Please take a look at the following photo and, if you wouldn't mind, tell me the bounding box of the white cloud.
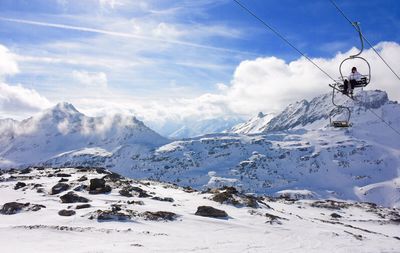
[0,83,52,115]
[72,70,108,88]
[0,45,19,79]
[217,41,400,116]
[0,45,50,118]
[152,22,184,39]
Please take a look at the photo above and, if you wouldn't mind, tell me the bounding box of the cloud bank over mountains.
[0,45,50,118]
[1,41,399,136]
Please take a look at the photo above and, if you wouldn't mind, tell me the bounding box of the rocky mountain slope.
[230,89,395,133]
[0,167,399,253]
[1,90,399,208]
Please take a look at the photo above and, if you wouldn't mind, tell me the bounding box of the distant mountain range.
[1,90,399,207]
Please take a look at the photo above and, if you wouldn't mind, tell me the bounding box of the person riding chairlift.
[343,67,361,98]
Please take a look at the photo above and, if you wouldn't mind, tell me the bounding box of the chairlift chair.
[328,22,372,128]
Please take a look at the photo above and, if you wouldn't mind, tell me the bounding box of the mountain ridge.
[1,91,400,207]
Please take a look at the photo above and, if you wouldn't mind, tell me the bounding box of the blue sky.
[1,0,400,134]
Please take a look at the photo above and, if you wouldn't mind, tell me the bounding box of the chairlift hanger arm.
[350,22,364,58]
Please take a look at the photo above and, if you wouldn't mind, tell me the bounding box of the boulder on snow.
[76,204,91,209]
[60,191,89,203]
[211,186,258,208]
[91,210,131,221]
[311,200,350,210]
[119,189,133,197]
[195,206,228,218]
[103,172,123,182]
[1,202,30,215]
[56,173,71,178]
[51,182,70,195]
[129,186,152,198]
[151,196,174,202]
[89,178,112,194]
[58,209,76,216]
[14,182,27,190]
[77,175,88,182]
[142,211,177,221]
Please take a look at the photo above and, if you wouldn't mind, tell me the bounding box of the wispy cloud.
[0,17,254,56]
[0,45,19,78]
[72,70,108,88]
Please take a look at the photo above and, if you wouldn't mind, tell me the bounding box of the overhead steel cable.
[329,0,400,82]
[232,0,337,83]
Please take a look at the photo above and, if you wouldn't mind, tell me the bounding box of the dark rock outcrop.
[142,211,177,221]
[130,186,151,198]
[60,191,90,203]
[76,204,91,209]
[151,196,174,202]
[56,173,71,178]
[92,210,131,221]
[51,183,70,195]
[195,206,228,218]
[1,202,29,215]
[73,185,87,192]
[77,176,88,182]
[212,187,258,208]
[14,182,27,190]
[58,209,76,216]
[89,178,111,194]
[119,189,133,197]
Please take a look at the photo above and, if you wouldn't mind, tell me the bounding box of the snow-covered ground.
[1,167,399,253]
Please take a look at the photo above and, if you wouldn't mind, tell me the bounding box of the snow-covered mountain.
[156,116,242,139]
[1,90,400,207]
[230,112,274,134]
[0,102,169,168]
[230,90,393,134]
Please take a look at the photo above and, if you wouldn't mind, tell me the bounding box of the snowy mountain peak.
[258,89,393,133]
[355,90,389,109]
[31,102,83,126]
[230,112,274,134]
[54,102,79,113]
[46,102,80,116]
